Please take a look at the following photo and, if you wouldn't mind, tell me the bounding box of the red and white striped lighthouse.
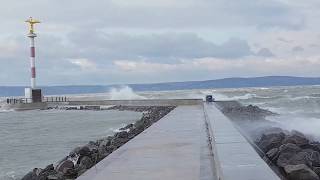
[28,33,37,88]
[25,17,40,89]
[24,17,42,103]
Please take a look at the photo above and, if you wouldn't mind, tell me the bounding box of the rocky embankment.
[257,128,320,180]
[217,101,320,180]
[21,106,175,180]
[216,101,277,121]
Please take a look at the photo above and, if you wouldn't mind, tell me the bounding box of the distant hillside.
[1,76,320,97]
[129,76,320,91]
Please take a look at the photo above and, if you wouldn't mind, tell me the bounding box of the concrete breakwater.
[217,101,320,180]
[21,106,175,180]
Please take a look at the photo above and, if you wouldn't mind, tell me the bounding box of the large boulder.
[283,131,309,147]
[61,168,78,179]
[115,131,128,139]
[279,143,302,154]
[277,148,320,168]
[277,143,302,167]
[38,164,61,179]
[289,152,311,166]
[78,146,91,157]
[56,160,74,173]
[302,149,320,167]
[258,132,286,152]
[266,148,279,161]
[70,145,91,157]
[69,147,81,156]
[313,167,320,177]
[85,141,99,153]
[277,143,308,167]
[133,120,147,132]
[129,126,144,137]
[97,137,113,158]
[309,143,320,152]
[105,145,116,153]
[78,156,94,169]
[97,146,109,161]
[21,168,42,180]
[284,164,319,180]
[111,137,129,148]
[90,153,99,164]
[22,165,62,180]
[46,173,64,180]
[278,153,300,167]
[97,137,112,147]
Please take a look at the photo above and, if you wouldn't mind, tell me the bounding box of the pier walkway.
[76,101,280,180]
[204,103,280,180]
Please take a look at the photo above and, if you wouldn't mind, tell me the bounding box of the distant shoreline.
[1,76,320,97]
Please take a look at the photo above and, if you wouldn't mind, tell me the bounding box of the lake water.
[0,110,141,180]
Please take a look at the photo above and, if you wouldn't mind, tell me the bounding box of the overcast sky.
[1,0,320,85]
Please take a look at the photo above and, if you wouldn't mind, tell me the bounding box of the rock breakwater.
[217,101,277,121]
[257,128,320,180]
[217,101,320,180]
[21,106,175,180]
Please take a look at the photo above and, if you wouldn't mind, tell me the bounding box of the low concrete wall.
[204,103,280,180]
[1,102,47,111]
[1,99,202,111]
[67,99,203,106]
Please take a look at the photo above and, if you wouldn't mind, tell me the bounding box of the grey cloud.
[256,48,275,57]
[97,0,305,30]
[0,0,315,85]
[213,0,305,30]
[0,0,306,33]
[292,46,304,52]
[277,38,294,43]
[309,44,319,48]
[0,31,257,85]
[67,31,255,61]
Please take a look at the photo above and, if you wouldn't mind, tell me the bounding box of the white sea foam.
[209,93,257,101]
[289,95,319,101]
[258,87,270,90]
[268,115,320,140]
[0,171,18,180]
[232,93,257,100]
[109,123,132,133]
[0,108,14,113]
[109,86,146,100]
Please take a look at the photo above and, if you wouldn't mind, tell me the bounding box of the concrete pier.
[68,99,203,106]
[0,99,202,111]
[1,102,47,111]
[77,105,206,180]
[204,103,280,180]
[76,101,281,180]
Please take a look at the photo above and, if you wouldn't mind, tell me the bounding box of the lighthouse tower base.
[25,88,42,103]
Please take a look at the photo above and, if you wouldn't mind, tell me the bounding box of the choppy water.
[0,110,141,180]
[140,85,320,139]
[1,85,320,179]
[67,85,320,138]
